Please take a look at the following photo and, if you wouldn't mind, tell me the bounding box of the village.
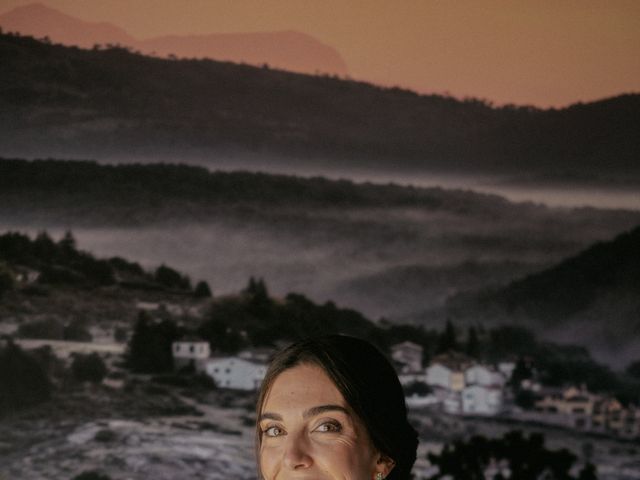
[2,234,640,479]
[171,337,640,441]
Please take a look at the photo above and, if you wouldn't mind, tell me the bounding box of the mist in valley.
[3,164,638,370]
[2,148,639,370]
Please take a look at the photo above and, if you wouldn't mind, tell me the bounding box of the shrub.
[0,341,51,412]
[72,471,111,480]
[64,320,93,342]
[71,353,108,383]
[194,280,212,298]
[404,381,432,396]
[125,313,180,373]
[0,263,14,295]
[113,326,128,343]
[17,318,64,340]
[155,264,191,290]
[94,429,117,442]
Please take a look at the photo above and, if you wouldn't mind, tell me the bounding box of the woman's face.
[258,363,390,480]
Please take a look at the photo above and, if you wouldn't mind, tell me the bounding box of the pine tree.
[126,312,179,373]
[465,326,480,358]
[58,230,77,260]
[194,280,212,298]
[437,319,458,353]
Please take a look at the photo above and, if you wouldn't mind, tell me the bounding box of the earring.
[376,474,384,480]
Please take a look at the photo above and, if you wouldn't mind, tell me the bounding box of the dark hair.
[256,335,418,480]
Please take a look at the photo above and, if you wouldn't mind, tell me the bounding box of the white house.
[391,341,424,373]
[405,393,439,408]
[14,266,40,285]
[136,301,160,312]
[238,347,275,363]
[204,356,267,390]
[398,372,428,386]
[465,364,506,388]
[426,363,454,389]
[426,352,472,391]
[462,385,503,415]
[172,340,211,371]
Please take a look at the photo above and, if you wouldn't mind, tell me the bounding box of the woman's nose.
[282,431,313,470]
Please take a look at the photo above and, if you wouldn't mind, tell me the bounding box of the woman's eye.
[315,421,342,433]
[263,426,285,437]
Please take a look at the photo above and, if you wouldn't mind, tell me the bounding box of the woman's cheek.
[260,444,281,478]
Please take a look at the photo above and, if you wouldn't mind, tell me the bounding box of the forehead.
[262,363,347,412]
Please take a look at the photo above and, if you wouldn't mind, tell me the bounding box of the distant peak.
[3,2,73,17]
[0,2,137,47]
[0,4,348,76]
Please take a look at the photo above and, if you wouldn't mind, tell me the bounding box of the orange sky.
[2,0,639,107]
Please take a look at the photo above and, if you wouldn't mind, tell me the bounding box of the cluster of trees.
[124,277,384,372]
[126,312,183,373]
[17,317,93,342]
[0,339,107,414]
[427,430,596,480]
[0,230,211,296]
[0,339,52,412]
[430,321,640,405]
[123,276,408,374]
[0,231,115,287]
[122,276,640,404]
[198,277,388,352]
[5,268,638,411]
[0,158,513,216]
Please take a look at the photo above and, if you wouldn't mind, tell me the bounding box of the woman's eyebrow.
[259,404,350,422]
[303,404,349,419]
[259,412,283,421]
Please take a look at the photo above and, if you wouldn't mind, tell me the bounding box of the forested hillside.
[487,226,640,320]
[447,226,640,366]
[1,32,639,179]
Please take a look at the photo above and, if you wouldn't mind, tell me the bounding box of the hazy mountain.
[447,226,640,367]
[1,32,638,182]
[0,3,137,47]
[137,31,349,76]
[0,3,348,76]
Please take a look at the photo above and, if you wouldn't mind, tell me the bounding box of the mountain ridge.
[1,32,638,180]
[0,2,349,76]
[0,3,137,46]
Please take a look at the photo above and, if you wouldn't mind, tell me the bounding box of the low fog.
[5,200,630,317]
[4,182,639,367]
[2,153,640,367]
